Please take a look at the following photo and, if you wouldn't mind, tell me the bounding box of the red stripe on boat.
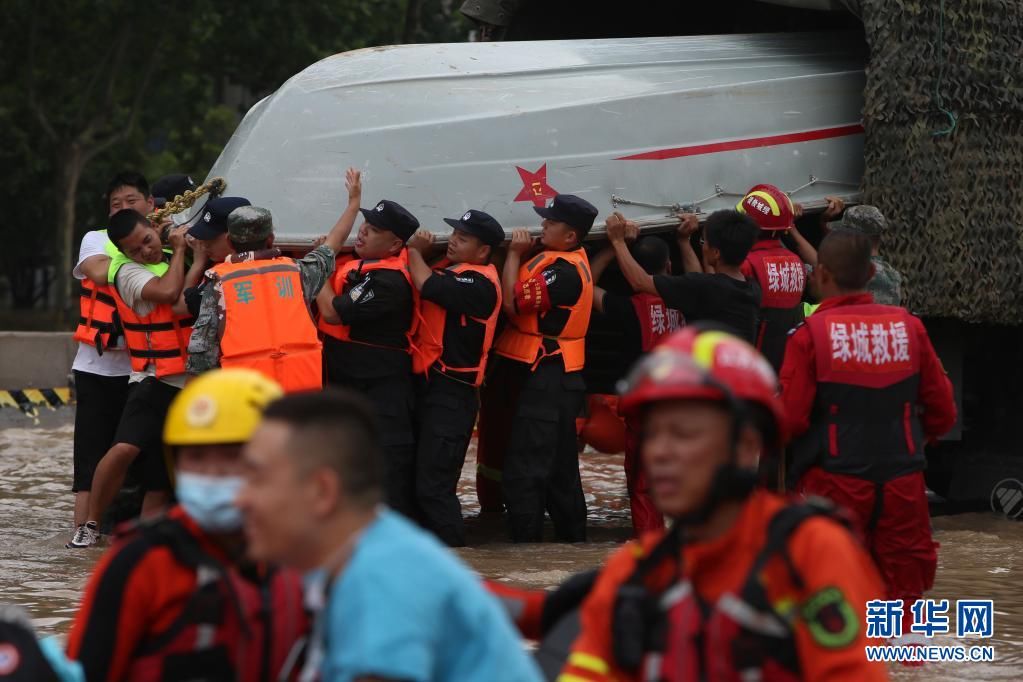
[615,124,865,161]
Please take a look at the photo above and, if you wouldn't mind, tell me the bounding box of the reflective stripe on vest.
[210,258,323,393]
[109,249,193,378]
[122,517,308,681]
[629,292,683,352]
[317,249,419,352]
[793,303,925,482]
[411,262,502,386]
[493,249,593,372]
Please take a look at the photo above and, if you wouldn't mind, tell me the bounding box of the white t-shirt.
[71,231,132,377]
[114,262,187,388]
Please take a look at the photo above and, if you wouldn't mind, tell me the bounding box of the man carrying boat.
[405,210,504,547]
[485,193,597,543]
[68,172,151,544]
[186,188,355,391]
[316,179,421,518]
[68,208,202,548]
[607,209,761,344]
[67,369,308,682]
[589,227,681,536]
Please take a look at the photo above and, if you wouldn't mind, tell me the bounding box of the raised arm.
[607,213,657,295]
[676,213,703,274]
[406,230,436,290]
[322,168,363,254]
[140,226,189,305]
[501,229,533,317]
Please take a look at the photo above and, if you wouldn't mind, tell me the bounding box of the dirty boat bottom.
[1,418,1020,680]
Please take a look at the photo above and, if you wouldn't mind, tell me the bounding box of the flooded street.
[2,411,1021,680]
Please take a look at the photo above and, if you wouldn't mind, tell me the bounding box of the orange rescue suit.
[561,491,888,682]
[494,249,593,372]
[412,261,502,386]
[209,258,323,393]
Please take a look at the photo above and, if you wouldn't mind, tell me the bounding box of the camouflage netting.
[859,0,1023,323]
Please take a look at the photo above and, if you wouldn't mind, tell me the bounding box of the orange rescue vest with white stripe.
[317,249,419,351]
[412,262,501,386]
[210,258,323,393]
[494,249,593,372]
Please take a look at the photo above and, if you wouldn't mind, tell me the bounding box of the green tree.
[0,0,467,320]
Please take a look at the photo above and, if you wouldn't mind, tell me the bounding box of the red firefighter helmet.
[617,327,786,444]
[736,183,795,231]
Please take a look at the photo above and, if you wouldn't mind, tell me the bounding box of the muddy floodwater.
[2,413,1021,680]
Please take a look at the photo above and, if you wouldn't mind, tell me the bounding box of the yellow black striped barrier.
[0,388,73,415]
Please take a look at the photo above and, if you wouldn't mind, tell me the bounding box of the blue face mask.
[175,472,245,533]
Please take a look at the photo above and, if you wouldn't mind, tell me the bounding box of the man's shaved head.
[818,228,873,291]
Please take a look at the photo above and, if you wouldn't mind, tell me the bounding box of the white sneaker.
[66,523,99,549]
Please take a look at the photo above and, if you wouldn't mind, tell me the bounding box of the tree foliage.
[0,0,466,317]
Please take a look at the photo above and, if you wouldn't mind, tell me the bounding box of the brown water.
[2,415,1021,680]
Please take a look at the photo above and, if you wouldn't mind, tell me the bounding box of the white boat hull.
[205,32,867,245]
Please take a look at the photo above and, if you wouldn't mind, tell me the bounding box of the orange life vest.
[74,278,123,354]
[115,296,193,379]
[494,249,593,372]
[317,249,419,350]
[210,258,323,393]
[411,262,501,386]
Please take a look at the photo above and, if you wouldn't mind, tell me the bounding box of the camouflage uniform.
[868,255,903,306]
[186,206,335,375]
[830,204,906,306]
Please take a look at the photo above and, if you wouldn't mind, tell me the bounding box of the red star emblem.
[514,163,557,208]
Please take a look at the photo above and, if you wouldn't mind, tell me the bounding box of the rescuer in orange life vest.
[316,177,422,518]
[70,172,159,540]
[68,207,207,548]
[736,184,844,371]
[557,326,888,682]
[404,210,504,546]
[588,222,682,536]
[66,369,308,682]
[185,187,357,391]
[780,228,957,655]
[483,193,598,543]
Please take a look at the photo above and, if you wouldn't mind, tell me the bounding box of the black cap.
[188,196,251,240]
[443,209,504,247]
[533,194,598,237]
[360,199,420,243]
[151,173,197,208]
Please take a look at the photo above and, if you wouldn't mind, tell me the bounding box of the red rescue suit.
[624,292,681,535]
[124,518,307,681]
[780,293,957,632]
[742,239,806,370]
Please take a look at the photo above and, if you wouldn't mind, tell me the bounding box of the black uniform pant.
[501,359,587,543]
[326,367,418,520]
[415,373,479,546]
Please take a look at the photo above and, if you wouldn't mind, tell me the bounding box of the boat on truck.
[202,32,867,245]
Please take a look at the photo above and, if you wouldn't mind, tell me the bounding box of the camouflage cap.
[830,205,888,236]
[227,206,274,243]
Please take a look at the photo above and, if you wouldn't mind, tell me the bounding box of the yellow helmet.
[164,369,284,447]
